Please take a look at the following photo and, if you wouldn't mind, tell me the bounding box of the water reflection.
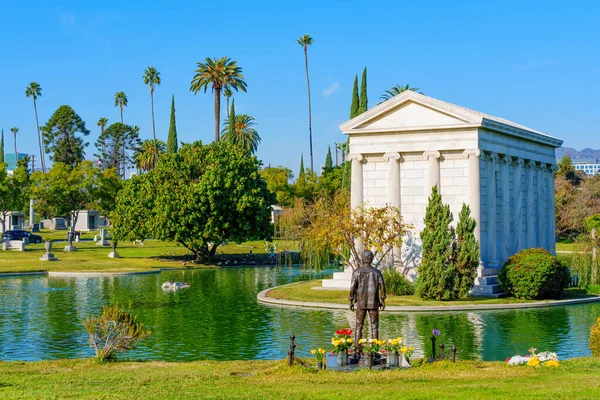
[0,268,599,362]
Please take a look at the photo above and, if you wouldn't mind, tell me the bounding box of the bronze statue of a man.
[349,250,386,351]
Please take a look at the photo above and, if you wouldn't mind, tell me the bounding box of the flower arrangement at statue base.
[311,348,326,370]
[331,329,353,367]
[358,338,387,369]
[382,337,414,367]
[506,348,560,368]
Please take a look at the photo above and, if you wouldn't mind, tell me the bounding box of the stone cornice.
[481,119,563,148]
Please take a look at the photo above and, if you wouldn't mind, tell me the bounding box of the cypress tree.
[359,67,368,114]
[228,99,236,138]
[416,185,459,300]
[0,129,4,164]
[166,95,178,154]
[299,154,305,178]
[350,75,360,119]
[455,204,480,299]
[324,146,333,173]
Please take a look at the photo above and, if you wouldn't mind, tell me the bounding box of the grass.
[0,238,299,274]
[556,242,576,252]
[0,358,599,399]
[268,280,599,306]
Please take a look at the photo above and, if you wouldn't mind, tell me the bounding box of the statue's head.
[361,250,374,266]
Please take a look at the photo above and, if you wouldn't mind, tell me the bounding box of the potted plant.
[311,348,326,370]
[400,345,415,366]
[359,338,387,369]
[331,329,353,367]
[383,337,404,367]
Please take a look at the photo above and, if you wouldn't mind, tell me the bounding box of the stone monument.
[96,228,109,247]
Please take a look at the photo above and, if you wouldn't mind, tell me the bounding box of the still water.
[0,267,599,362]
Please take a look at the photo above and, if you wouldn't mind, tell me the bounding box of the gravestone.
[96,228,109,246]
[53,218,67,230]
[32,223,40,232]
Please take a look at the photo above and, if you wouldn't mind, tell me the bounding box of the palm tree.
[221,114,260,154]
[142,67,161,168]
[114,92,128,123]
[10,127,18,158]
[223,86,233,117]
[296,34,314,172]
[336,141,349,163]
[135,139,166,172]
[97,118,108,167]
[25,82,45,172]
[379,84,422,102]
[190,57,247,143]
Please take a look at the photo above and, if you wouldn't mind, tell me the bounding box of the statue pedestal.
[39,253,58,261]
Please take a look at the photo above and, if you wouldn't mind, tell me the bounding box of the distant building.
[4,153,30,171]
[573,162,600,176]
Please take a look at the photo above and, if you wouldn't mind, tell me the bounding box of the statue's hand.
[379,302,385,311]
[350,301,355,312]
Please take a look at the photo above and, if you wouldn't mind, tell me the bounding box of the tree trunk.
[226,97,230,118]
[13,133,17,158]
[150,90,158,168]
[214,88,221,143]
[304,47,313,172]
[33,99,45,172]
[120,106,124,123]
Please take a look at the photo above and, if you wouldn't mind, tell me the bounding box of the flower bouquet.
[359,338,387,369]
[400,345,415,365]
[311,348,326,370]
[383,337,403,367]
[506,348,560,368]
[332,329,353,367]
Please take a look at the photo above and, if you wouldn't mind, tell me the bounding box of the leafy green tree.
[260,166,295,206]
[324,146,333,173]
[112,141,274,261]
[350,75,360,118]
[10,127,18,157]
[227,99,236,138]
[114,92,128,123]
[0,162,30,233]
[31,161,121,243]
[94,122,139,178]
[25,82,46,172]
[557,154,583,186]
[142,67,161,168]
[167,95,178,154]
[135,139,166,172]
[455,204,480,299]
[221,113,261,154]
[416,186,458,300]
[380,84,421,102]
[0,129,4,164]
[316,164,350,198]
[41,105,89,168]
[299,154,305,179]
[190,57,247,143]
[359,67,368,114]
[296,34,314,172]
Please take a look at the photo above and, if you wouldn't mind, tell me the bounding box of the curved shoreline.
[257,281,600,312]
[0,268,190,278]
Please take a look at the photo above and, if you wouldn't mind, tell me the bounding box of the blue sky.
[0,0,599,176]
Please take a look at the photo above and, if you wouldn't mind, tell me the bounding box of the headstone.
[96,228,109,246]
[32,223,40,233]
[108,251,120,258]
[53,218,67,230]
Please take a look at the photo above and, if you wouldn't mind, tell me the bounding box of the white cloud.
[322,81,340,97]
[60,13,76,26]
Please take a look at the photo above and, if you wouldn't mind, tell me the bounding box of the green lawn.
[0,358,599,399]
[0,239,299,274]
[267,280,599,306]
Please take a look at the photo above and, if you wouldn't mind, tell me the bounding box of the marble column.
[463,149,481,241]
[513,158,525,253]
[349,154,364,258]
[384,152,402,265]
[547,164,557,253]
[526,160,536,248]
[423,151,441,194]
[486,152,498,267]
[537,163,547,249]
[501,155,512,263]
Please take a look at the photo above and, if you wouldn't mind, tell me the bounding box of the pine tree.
[416,185,459,300]
[359,67,368,114]
[350,75,360,119]
[228,99,236,138]
[299,154,305,178]
[324,146,333,173]
[455,204,480,299]
[0,129,4,164]
[166,95,178,154]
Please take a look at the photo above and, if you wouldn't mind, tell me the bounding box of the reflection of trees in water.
[411,313,479,360]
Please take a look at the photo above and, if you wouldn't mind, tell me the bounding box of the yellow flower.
[311,349,316,355]
[319,349,326,355]
[400,347,408,354]
[545,360,560,368]
[527,357,540,367]
[359,338,366,344]
[347,339,353,343]
[409,346,414,351]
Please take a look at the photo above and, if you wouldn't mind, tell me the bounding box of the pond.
[0,267,598,362]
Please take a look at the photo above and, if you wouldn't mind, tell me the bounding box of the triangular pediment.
[356,100,472,130]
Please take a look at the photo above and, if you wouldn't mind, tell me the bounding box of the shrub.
[84,303,151,362]
[591,317,600,358]
[383,268,415,296]
[498,249,570,300]
[455,204,480,300]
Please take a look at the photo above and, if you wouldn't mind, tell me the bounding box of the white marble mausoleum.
[339,91,563,295]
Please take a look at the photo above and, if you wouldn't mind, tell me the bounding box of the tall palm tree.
[114,91,128,123]
[223,85,233,117]
[10,127,18,159]
[135,139,166,172]
[25,82,45,172]
[221,114,261,154]
[379,84,422,102]
[336,141,349,163]
[190,57,247,143]
[296,34,314,172]
[142,67,161,168]
[97,118,108,168]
